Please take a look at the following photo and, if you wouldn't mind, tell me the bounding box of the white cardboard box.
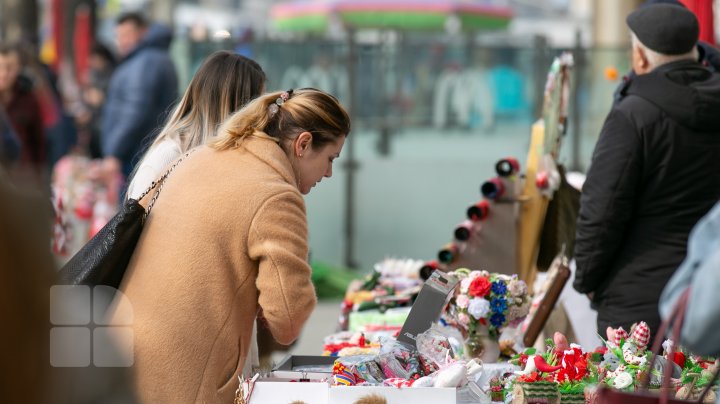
[330,386,456,404]
[250,380,328,404]
[249,382,457,404]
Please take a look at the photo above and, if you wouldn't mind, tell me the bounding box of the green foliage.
[310,261,361,299]
[558,381,586,394]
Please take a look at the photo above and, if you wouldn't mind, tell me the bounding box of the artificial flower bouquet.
[501,331,604,403]
[444,268,531,362]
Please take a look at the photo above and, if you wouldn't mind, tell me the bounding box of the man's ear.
[294,131,313,157]
[634,46,650,74]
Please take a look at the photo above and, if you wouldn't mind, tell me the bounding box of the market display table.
[249,361,519,404]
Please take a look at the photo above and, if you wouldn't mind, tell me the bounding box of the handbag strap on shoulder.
[137,148,196,219]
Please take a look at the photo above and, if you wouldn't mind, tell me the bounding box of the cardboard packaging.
[397,270,459,349]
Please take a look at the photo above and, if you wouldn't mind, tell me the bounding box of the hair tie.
[268,89,294,117]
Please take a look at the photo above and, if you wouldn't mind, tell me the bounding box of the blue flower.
[491,280,507,295]
[490,297,507,313]
[490,312,506,328]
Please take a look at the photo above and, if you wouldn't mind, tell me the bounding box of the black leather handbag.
[58,151,192,289]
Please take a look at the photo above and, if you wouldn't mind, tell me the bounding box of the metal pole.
[571,30,583,172]
[343,28,359,269]
[532,35,548,120]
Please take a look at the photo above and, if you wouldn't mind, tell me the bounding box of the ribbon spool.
[454,220,474,241]
[495,157,520,177]
[419,260,439,280]
[438,243,459,264]
[467,200,490,221]
[480,177,504,200]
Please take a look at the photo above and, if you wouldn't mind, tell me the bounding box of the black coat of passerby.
[574,59,720,337]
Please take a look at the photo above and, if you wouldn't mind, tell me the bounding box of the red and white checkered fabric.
[614,327,629,345]
[632,321,650,348]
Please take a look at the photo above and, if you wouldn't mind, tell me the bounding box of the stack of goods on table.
[337,258,424,333]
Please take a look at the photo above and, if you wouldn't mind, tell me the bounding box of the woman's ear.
[294,131,313,157]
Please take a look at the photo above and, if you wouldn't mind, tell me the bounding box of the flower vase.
[465,326,501,363]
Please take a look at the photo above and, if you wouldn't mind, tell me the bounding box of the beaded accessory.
[268,89,294,117]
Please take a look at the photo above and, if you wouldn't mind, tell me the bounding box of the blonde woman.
[109,88,350,402]
[126,50,266,199]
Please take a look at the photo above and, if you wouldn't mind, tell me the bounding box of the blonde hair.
[212,87,350,151]
[130,51,265,180]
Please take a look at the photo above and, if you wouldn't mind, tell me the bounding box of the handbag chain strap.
[136,148,196,220]
[641,287,719,403]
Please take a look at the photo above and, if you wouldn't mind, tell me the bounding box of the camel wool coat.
[108,135,317,402]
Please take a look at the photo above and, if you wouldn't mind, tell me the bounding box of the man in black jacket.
[612,0,720,106]
[573,4,720,339]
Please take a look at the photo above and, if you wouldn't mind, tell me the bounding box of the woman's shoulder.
[127,139,183,200]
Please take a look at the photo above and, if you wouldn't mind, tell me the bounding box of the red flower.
[519,353,529,367]
[518,372,540,383]
[469,277,492,297]
[672,352,686,369]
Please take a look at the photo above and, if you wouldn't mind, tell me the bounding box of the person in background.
[0,105,20,168]
[101,11,178,182]
[126,50,265,199]
[108,88,349,402]
[77,42,116,159]
[0,42,45,185]
[573,4,720,338]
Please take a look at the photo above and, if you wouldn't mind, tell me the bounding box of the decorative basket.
[512,381,560,404]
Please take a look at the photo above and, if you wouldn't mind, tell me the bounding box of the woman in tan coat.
[109,88,350,402]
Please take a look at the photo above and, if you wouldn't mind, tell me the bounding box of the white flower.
[467,298,490,320]
[611,372,633,389]
[460,277,472,294]
[662,339,675,354]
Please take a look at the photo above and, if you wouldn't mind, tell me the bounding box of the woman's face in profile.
[294,135,345,195]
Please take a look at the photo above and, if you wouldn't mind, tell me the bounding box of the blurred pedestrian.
[101,12,178,183]
[126,50,265,199]
[573,4,720,338]
[78,42,116,159]
[107,88,350,402]
[0,42,46,185]
[0,105,20,168]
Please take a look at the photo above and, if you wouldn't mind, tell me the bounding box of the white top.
[126,138,182,200]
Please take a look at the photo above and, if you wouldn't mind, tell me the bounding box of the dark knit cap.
[626,4,699,55]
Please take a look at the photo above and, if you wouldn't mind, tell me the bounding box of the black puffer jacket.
[574,60,720,336]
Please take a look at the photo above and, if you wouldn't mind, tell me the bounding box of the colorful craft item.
[332,362,357,386]
[631,321,650,348]
[495,157,520,177]
[334,371,356,386]
[613,327,629,346]
[467,200,490,222]
[481,177,504,199]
